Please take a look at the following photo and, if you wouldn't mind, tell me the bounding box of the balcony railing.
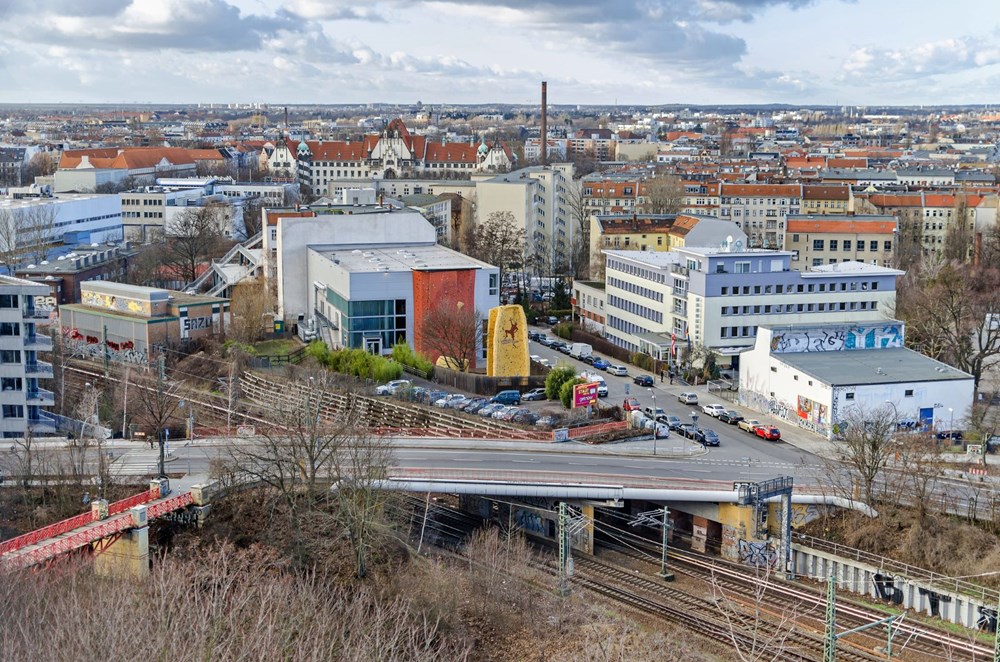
[21,307,49,320]
[24,334,53,350]
[27,417,57,434]
[26,388,55,404]
[25,361,53,377]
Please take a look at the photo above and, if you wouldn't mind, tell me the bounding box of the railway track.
[593,518,992,661]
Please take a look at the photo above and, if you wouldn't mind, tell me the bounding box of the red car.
[755,425,781,441]
[623,397,641,411]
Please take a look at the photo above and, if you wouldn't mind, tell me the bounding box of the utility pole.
[558,502,570,597]
[121,367,129,440]
[994,592,1000,662]
[630,507,674,581]
[824,574,837,662]
[102,323,109,378]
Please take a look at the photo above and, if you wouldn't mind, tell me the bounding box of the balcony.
[21,306,49,320]
[672,286,688,297]
[25,361,53,378]
[23,334,53,350]
[670,264,689,277]
[26,388,55,405]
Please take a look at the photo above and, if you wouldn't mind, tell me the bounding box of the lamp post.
[691,412,699,443]
[949,407,954,436]
[884,400,899,432]
[649,388,657,455]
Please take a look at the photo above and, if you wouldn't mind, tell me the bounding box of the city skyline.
[0,0,998,107]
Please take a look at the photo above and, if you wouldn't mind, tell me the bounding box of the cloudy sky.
[0,0,997,106]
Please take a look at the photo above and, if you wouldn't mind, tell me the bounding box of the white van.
[579,371,609,397]
[569,343,593,359]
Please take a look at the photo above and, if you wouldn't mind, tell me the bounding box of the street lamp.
[690,412,699,442]
[949,407,954,435]
[884,400,899,432]
[649,388,657,456]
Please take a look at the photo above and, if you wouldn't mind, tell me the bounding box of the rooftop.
[803,260,903,276]
[318,244,495,274]
[776,347,971,387]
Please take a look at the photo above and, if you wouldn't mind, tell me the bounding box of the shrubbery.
[305,341,403,381]
[630,352,656,372]
[391,342,434,378]
[545,366,577,402]
[559,377,586,409]
[552,322,574,340]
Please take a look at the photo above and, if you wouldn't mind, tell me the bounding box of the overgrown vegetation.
[305,341,403,382]
[545,365,577,402]
[559,376,586,408]
[552,322,574,340]
[391,341,435,377]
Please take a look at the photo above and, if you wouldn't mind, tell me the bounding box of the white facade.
[739,323,974,439]
[0,190,122,263]
[0,276,55,437]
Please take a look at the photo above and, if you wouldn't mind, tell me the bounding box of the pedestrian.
[149,438,154,450]
[669,373,674,385]
[660,370,664,383]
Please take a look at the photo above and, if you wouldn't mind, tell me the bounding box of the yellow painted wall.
[486,305,529,376]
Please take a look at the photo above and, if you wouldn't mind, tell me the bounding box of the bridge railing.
[386,467,737,490]
[107,489,157,516]
[0,511,95,556]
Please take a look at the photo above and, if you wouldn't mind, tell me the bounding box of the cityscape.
[2,1,1000,661]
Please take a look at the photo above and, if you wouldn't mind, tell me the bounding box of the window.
[0,377,21,391]
[870,240,878,251]
[829,240,838,251]
[845,393,855,400]
[754,286,761,294]
[0,295,17,308]
[488,273,499,296]
[857,241,865,252]
[884,240,892,252]
[0,322,19,336]
[871,282,878,290]
[721,287,728,295]
[843,240,852,251]
[905,389,914,397]
[813,239,824,251]
[0,350,20,364]
[791,234,799,242]
[812,258,822,266]
[734,261,750,274]
[2,404,23,419]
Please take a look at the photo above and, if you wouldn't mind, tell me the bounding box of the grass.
[253,338,303,356]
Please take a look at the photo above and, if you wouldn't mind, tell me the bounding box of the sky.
[0,0,998,106]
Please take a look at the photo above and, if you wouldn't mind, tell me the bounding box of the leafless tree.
[228,276,275,343]
[889,432,946,523]
[564,184,593,279]
[131,367,181,478]
[836,402,900,507]
[164,203,227,284]
[241,196,265,238]
[466,210,525,286]
[419,297,481,371]
[8,426,38,493]
[711,565,805,662]
[25,151,58,181]
[642,175,685,215]
[942,193,973,262]
[21,205,57,265]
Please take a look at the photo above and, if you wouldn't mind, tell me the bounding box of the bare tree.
[712,565,804,662]
[889,432,946,523]
[25,151,58,182]
[642,175,685,215]
[21,206,57,265]
[241,197,265,238]
[164,203,227,284]
[228,276,275,343]
[131,367,181,478]
[419,297,481,371]
[466,210,525,286]
[942,193,972,262]
[564,184,593,279]
[836,403,900,507]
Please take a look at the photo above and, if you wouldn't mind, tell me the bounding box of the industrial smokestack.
[540,81,547,167]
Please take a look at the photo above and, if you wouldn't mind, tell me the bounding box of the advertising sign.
[572,382,599,408]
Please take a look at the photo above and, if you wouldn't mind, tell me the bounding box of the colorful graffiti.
[81,291,151,317]
[770,323,904,354]
[790,504,824,528]
[62,327,147,365]
[796,395,829,427]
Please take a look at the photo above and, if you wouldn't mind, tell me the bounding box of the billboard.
[573,382,599,408]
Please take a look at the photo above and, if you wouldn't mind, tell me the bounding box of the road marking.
[510,459,535,463]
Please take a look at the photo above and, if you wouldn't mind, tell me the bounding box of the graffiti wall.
[770,322,904,354]
[62,327,148,365]
[796,395,829,428]
[81,291,152,317]
[738,539,778,568]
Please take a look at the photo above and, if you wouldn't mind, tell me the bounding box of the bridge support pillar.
[94,526,149,580]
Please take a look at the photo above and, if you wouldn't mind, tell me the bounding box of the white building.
[0,276,55,437]
[475,164,576,272]
[121,185,245,242]
[602,247,901,367]
[739,322,974,439]
[0,187,122,266]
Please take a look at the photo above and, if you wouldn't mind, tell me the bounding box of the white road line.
[510,459,535,463]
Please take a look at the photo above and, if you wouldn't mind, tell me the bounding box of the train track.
[593,519,992,661]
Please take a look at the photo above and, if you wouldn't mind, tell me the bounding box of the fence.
[565,421,628,440]
[431,366,547,396]
[249,346,307,368]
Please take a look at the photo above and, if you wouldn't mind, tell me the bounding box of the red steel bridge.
[0,487,194,570]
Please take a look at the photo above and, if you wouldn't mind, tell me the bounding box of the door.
[364,336,382,355]
[919,407,933,431]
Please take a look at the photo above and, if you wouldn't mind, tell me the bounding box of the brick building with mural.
[58,281,228,365]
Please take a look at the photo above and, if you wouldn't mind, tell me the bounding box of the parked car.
[696,428,720,446]
[623,397,641,411]
[478,404,502,418]
[433,393,461,407]
[522,388,547,401]
[643,406,666,419]
[677,392,699,405]
[738,418,762,433]
[537,336,554,347]
[678,423,698,439]
[528,331,542,342]
[549,341,567,352]
[581,355,596,365]
[558,344,573,355]
[755,425,781,441]
[702,404,727,417]
[607,365,628,376]
[535,415,561,428]
[633,374,654,387]
[491,390,522,405]
[375,379,412,396]
[718,410,744,425]
[657,414,683,430]
[654,423,671,439]
[936,430,964,441]
[546,316,559,325]
[512,411,539,425]
[592,358,611,371]
[444,396,470,409]
[491,406,512,419]
[460,398,487,413]
[569,343,593,359]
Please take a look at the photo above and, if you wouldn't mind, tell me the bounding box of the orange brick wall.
[412,269,477,368]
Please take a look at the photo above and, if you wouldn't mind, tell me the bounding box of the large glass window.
[0,322,19,336]
[1,377,21,391]
[0,350,20,363]
[0,295,17,309]
[2,405,23,418]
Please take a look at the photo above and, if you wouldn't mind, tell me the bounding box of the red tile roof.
[787,219,895,234]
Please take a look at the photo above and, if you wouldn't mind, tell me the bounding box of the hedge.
[305,341,403,381]
[545,366,577,401]
[391,341,435,378]
[559,377,586,409]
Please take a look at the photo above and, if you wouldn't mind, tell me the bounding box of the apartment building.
[717,183,802,249]
[572,281,606,335]
[800,184,853,215]
[857,192,981,259]
[580,173,644,216]
[784,215,897,269]
[120,186,244,242]
[602,247,900,366]
[0,276,55,437]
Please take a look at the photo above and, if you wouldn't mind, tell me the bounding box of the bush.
[559,377,585,409]
[552,322,574,340]
[391,342,434,378]
[306,343,403,381]
[304,340,329,364]
[545,366,577,401]
[630,352,656,372]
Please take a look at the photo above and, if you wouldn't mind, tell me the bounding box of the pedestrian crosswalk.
[111,448,167,476]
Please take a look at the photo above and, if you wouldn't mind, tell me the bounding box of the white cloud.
[841,32,1000,80]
